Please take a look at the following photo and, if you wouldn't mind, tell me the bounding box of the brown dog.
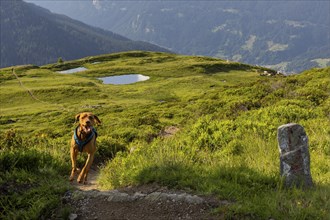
[69,112,101,184]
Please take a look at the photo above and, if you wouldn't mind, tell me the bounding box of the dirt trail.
[70,167,100,191]
[65,168,228,220]
[66,128,227,219]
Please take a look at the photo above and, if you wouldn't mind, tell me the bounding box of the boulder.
[277,123,313,188]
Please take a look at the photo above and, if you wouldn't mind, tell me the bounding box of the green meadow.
[0,51,329,219]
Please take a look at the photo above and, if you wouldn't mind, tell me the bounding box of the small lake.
[58,67,87,74]
[98,74,150,85]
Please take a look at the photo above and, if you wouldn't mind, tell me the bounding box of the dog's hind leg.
[69,147,78,181]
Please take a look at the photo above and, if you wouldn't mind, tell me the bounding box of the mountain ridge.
[26,0,330,73]
[0,0,170,68]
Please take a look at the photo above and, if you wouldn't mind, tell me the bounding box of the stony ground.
[62,167,229,220]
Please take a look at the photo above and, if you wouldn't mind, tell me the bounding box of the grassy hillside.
[0,51,329,219]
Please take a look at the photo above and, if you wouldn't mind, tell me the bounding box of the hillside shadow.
[191,63,254,74]
[134,162,277,199]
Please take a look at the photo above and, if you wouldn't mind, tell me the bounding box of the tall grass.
[0,130,71,219]
[99,126,329,219]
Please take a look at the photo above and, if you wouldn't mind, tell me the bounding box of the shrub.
[296,88,328,105]
[188,116,237,151]
[0,129,24,151]
[96,136,127,162]
[57,57,64,64]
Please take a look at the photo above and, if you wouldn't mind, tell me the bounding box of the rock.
[159,126,180,137]
[144,192,204,204]
[107,191,132,202]
[277,123,313,188]
[68,213,78,220]
[72,191,85,200]
[132,192,147,200]
[145,192,162,201]
[185,195,204,204]
[166,193,179,202]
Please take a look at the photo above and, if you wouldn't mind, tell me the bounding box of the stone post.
[277,123,313,188]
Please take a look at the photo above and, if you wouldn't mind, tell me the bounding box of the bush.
[96,136,127,162]
[57,57,64,64]
[0,129,25,151]
[188,116,242,151]
[296,88,328,105]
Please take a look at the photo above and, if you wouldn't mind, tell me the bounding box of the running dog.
[69,112,101,184]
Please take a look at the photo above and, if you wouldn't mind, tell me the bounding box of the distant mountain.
[0,0,169,68]
[26,0,330,73]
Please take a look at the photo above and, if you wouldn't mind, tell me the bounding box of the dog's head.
[75,112,101,134]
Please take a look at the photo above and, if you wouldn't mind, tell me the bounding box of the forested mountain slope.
[26,0,330,73]
[0,0,169,67]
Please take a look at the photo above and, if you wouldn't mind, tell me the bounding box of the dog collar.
[74,126,98,152]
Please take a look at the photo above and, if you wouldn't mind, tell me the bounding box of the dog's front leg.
[84,153,95,184]
[78,153,94,184]
[69,146,78,181]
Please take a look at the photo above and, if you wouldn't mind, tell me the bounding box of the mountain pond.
[58,67,88,74]
[57,67,150,84]
[98,74,150,85]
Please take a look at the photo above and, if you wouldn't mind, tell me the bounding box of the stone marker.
[277,123,313,188]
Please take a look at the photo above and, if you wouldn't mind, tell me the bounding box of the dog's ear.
[75,113,81,123]
[94,115,101,124]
